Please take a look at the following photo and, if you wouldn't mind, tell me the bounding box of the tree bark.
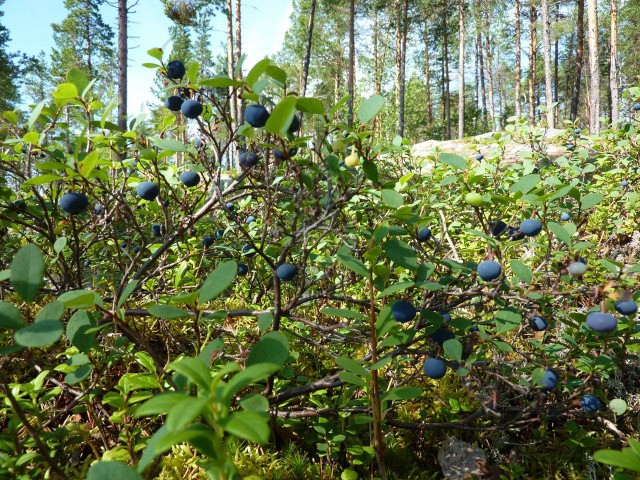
[458,0,465,139]
[226,0,235,169]
[570,0,584,122]
[424,19,433,131]
[541,0,554,127]
[610,0,619,124]
[301,0,316,98]
[117,0,127,132]
[443,5,451,139]
[528,3,537,125]
[398,0,409,137]
[482,0,495,130]
[477,31,487,129]
[235,0,243,125]
[587,0,600,133]
[554,1,559,125]
[515,0,522,118]
[347,0,355,126]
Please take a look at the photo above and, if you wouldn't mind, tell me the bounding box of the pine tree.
[0,0,21,110]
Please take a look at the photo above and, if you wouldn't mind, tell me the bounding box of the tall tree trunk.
[528,3,538,125]
[226,0,235,169]
[85,0,93,77]
[235,0,243,125]
[301,0,316,98]
[474,30,479,130]
[570,0,584,122]
[477,31,487,129]
[587,0,600,133]
[395,0,402,133]
[347,0,355,126]
[515,0,522,118]
[117,0,127,132]
[373,2,379,95]
[564,31,575,119]
[398,0,409,137]
[424,20,433,131]
[458,0,465,139]
[554,1,559,124]
[482,0,495,130]
[610,0,619,124]
[443,5,451,139]
[541,0,555,127]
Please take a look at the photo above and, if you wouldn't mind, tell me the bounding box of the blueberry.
[245,105,270,128]
[519,218,543,236]
[289,115,301,133]
[179,170,201,187]
[508,226,526,241]
[167,60,186,79]
[537,369,558,391]
[580,394,602,412]
[181,99,203,119]
[245,216,256,224]
[151,224,164,237]
[59,192,89,215]
[238,152,259,169]
[202,236,214,247]
[276,263,298,281]
[440,311,452,322]
[430,328,455,345]
[475,153,484,161]
[94,204,105,215]
[225,202,235,212]
[477,260,502,281]
[560,213,571,221]
[215,228,224,239]
[136,182,159,201]
[417,227,431,242]
[568,261,587,276]
[391,300,417,323]
[633,103,640,111]
[164,95,184,111]
[586,312,618,333]
[237,262,249,275]
[621,180,629,187]
[489,219,508,237]
[531,316,548,331]
[423,358,447,379]
[132,247,140,254]
[241,244,256,257]
[614,300,638,315]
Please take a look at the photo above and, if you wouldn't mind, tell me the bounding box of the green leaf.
[438,152,467,170]
[0,301,24,329]
[296,97,324,114]
[65,364,92,385]
[240,393,269,412]
[362,159,379,183]
[147,48,163,61]
[581,192,604,210]
[57,289,102,308]
[222,363,280,401]
[609,398,628,415]
[79,150,100,178]
[342,469,359,480]
[117,279,140,308]
[265,96,297,137]
[246,331,289,367]
[547,221,572,246]
[510,260,532,285]
[67,310,96,353]
[257,312,274,333]
[166,396,208,432]
[168,357,211,393]
[152,137,188,152]
[200,76,242,88]
[376,281,415,298]
[148,304,191,319]
[135,392,186,417]
[22,174,63,187]
[220,411,270,443]
[443,338,463,361]
[87,461,142,480]
[199,260,237,303]
[594,449,640,473]
[14,320,64,347]
[52,82,78,99]
[186,61,199,83]
[245,58,271,89]
[383,238,418,271]
[53,237,67,254]
[338,370,368,387]
[356,95,385,123]
[28,100,45,129]
[495,308,522,334]
[381,387,422,402]
[34,301,64,322]
[11,244,45,302]
[265,65,287,84]
[381,189,403,208]
[511,174,541,194]
[336,248,369,278]
[335,356,371,380]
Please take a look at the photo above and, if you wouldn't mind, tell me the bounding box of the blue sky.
[3,0,293,115]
